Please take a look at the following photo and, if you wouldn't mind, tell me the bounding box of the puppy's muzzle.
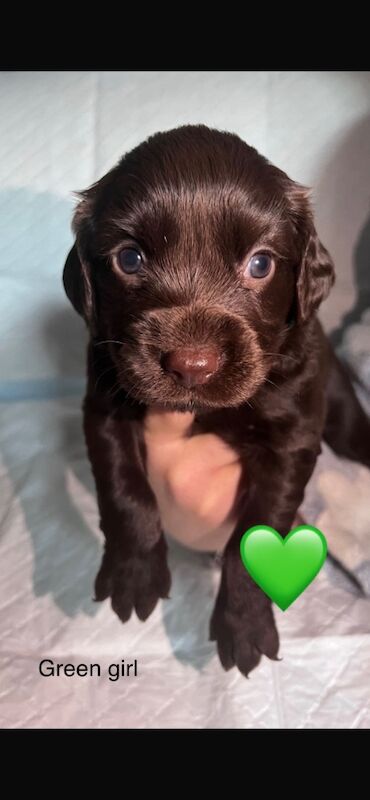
[160,346,221,388]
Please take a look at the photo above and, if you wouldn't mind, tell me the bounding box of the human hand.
[144,409,243,551]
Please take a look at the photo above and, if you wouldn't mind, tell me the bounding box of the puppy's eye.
[117,248,142,274]
[247,253,273,278]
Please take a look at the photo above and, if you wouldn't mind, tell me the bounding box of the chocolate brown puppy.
[63,125,370,677]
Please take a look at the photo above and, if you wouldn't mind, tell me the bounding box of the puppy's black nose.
[161,347,220,387]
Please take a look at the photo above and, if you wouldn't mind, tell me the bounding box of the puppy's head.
[63,125,335,410]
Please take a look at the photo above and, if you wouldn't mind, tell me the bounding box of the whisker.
[116,370,145,406]
[107,382,124,400]
[94,364,117,392]
[264,377,281,391]
[265,352,298,363]
[94,339,125,347]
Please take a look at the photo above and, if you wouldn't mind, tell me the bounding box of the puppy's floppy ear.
[296,229,335,324]
[62,192,96,333]
[287,181,335,324]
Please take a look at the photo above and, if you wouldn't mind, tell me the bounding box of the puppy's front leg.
[84,397,171,623]
[210,447,318,676]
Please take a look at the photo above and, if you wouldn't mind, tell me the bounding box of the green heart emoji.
[240,525,327,611]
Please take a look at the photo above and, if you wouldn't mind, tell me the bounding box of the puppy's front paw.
[210,571,280,677]
[94,537,171,623]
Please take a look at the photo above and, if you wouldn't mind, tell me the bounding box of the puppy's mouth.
[111,307,269,410]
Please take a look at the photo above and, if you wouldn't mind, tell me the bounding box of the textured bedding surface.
[1,72,370,728]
